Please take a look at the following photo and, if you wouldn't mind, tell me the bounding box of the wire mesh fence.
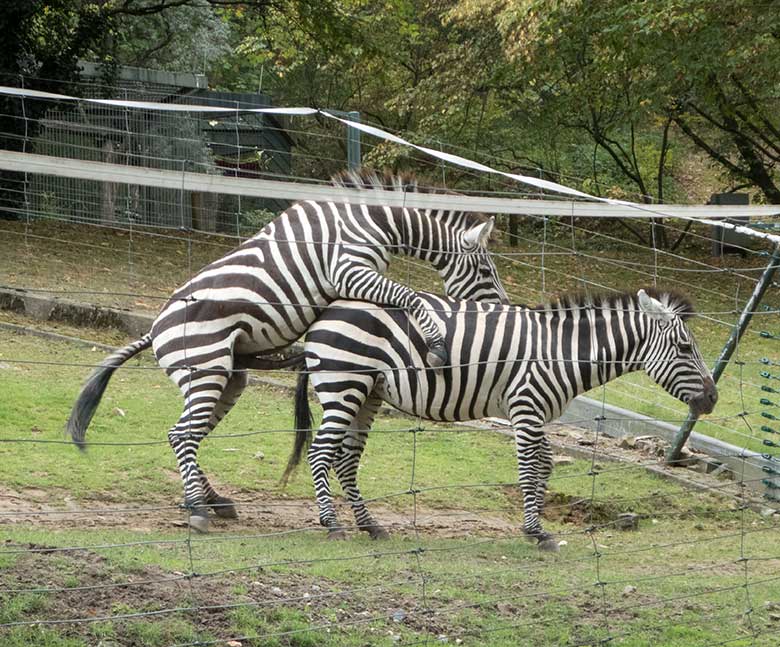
[1,77,780,646]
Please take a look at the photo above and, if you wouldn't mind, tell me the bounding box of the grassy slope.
[1,219,777,456]
[1,327,780,646]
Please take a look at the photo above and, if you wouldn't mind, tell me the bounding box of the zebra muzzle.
[689,377,718,416]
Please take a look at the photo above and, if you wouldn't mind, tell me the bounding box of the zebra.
[286,288,717,550]
[66,170,508,533]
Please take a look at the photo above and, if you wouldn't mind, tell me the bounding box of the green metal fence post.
[346,111,361,170]
[666,243,780,464]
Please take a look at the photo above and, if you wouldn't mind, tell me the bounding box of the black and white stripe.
[289,288,717,548]
[67,170,508,532]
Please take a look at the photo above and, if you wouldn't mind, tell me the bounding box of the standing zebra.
[287,289,717,550]
[66,170,508,533]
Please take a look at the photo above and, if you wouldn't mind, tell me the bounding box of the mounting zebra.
[66,170,509,533]
[286,289,717,550]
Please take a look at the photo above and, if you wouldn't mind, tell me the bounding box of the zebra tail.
[280,368,313,486]
[66,334,153,450]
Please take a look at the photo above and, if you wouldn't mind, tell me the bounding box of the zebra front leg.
[409,293,448,368]
[331,264,447,368]
[308,428,349,540]
[513,420,558,552]
[536,436,554,519]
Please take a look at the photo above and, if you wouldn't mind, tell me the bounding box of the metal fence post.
[666,242,780,464]
[346,111,361,170]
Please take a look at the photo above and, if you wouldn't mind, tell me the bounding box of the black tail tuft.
[281,369,313,486]
[66,334,152,451]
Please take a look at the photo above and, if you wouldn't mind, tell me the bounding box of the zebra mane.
[533,288,695,320]
[331,168,488,226]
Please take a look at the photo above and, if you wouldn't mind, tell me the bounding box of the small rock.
[553,455,575,466]
[764,601,780,611]
[254,451,265,460]
[770,613,780,622]
[90,346,99,352]
[302,592,311,599]
[619,437,637,449]
[622,585,637,597]
[311,584,321,591]
[558,540,568,547]
[226,641,242,647]
[392,609,406,623]
[0,361,12,369]
[615,513,640,531]
[495,602,515,614]
[271,586,283,596]
[437,636,448,643]
[760,507,778,518]
[112,407,125,417]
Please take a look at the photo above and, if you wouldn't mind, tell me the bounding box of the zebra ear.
[637,289,674,322]
[464,217,494,248]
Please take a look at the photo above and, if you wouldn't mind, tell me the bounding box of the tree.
[450,0,780,210]
[0,1,351,217]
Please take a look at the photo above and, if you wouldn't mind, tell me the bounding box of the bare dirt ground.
[0,484,525,538]
[0,423,754,541]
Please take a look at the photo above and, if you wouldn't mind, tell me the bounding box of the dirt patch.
[0,485,524,539]
[0,547,426,645]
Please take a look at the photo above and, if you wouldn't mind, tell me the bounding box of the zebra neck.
[387,206,453,263]
[579,304,645,391]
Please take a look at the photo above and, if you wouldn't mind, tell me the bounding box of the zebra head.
[439,216,509,304]
[637,289,717,416]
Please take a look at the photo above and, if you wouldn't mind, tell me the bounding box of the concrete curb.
[2,286,776,503]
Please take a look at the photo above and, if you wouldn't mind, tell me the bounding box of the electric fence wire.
[1,90,779,646]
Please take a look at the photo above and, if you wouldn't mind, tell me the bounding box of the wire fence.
[1,77,780,646]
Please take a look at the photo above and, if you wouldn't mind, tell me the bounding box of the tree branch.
[672,115,745,176]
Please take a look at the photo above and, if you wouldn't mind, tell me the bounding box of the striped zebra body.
[292,289,717,548]
[67,171,508,533]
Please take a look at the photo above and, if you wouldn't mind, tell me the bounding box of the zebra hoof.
[327,528,348,541]
[362,524,390,540]
[188,514,210,534]
[209,496,238,519]
[538,538,560,553]
[425,343,448,369]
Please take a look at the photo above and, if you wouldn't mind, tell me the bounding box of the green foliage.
[450,0,780,203]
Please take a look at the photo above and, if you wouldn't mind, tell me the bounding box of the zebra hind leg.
[333,394,388,539]
[308,376,376,540]
[201,371,250,519]
[308,427,350,540]
[167,365,231,533]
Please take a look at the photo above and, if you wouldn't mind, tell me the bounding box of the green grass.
[2,325,780,645]
[2,518,779,646]
[2,220,780,645]
[1,219,777,455]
